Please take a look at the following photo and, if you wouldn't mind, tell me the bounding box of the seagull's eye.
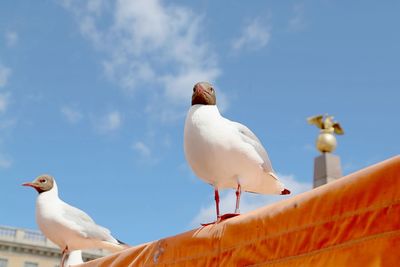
[39,179,46,183]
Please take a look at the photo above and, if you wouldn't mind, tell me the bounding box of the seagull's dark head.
[191,82,216,106]
[22,174,55,194]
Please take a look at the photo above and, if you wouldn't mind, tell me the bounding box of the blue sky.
[0,0,399,246]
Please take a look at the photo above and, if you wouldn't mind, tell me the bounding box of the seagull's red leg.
[201,187,240,226]
[235,183,241,214]
[60,246,68,267]
[201,188,221,226]
[218,184,241,222]
[215,188,220,218]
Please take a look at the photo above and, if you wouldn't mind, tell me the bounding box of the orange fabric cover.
[79,156,400,266]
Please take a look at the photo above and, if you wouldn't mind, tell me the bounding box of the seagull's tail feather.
[117,239,131,249]
[268,172,291,195]
[240,171,290,195]
[98,241,130,253]
[117,239,127,245]
[281,188,291,195]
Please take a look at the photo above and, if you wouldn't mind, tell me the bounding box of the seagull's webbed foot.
[219,213,240,220]
[200,213,240,226]
[200,221,217,227]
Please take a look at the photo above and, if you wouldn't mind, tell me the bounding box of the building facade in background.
[0,225,104,267]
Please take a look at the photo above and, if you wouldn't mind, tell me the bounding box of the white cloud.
[61,106,83,124]
[132,141,151,157]
[0,154,12,169]
[191,174,311,226]
[87,0,105,15]
[5,31,18,47]
[60,0,222,106]
[232,18,271,51]
[0,93,10,113]
[0,65,11,88]
[95,111,121,133]
[288,3,306,31]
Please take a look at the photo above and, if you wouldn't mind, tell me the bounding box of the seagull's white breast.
[36,192,71,248]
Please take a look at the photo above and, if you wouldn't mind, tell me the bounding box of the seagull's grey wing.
[231,121,274,173]
[61,203,117,243]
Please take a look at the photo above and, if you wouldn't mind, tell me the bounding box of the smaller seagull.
[23,174,128,266]
[184,82,290,225]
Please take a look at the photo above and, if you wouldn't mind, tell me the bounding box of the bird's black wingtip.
[117,239,128,245]
[281,188,291,195]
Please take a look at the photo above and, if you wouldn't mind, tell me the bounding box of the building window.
[0,258,8,267]
[24,262,38,267]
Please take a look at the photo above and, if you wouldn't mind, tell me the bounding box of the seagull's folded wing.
[231,121,274,173]
[61,203,118,243]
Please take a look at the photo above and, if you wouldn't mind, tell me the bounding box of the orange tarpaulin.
[79,156,400,266]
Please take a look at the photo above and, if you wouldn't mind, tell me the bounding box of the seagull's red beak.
[194,83,205,95]
[192,82,215,105]
[22,182,37,188]
[22,181,44,194]
[192,84,205,105]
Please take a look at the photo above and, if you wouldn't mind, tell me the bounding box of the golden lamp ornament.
[307,114,344,153]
